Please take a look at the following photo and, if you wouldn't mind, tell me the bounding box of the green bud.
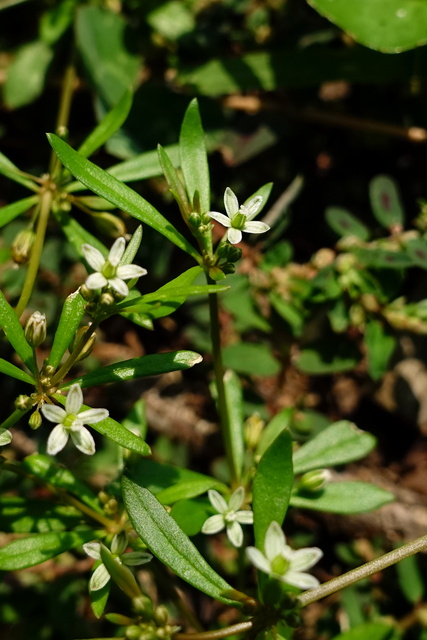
[132,595,154,617]
[25,311,47,348]
[221,262,236,275]
[244,414,264,450]
[100,292,116,307]
[105,613,134,626]
[298,469,331,493]
[188,212,202,230]
[29,410,42,430]
[12,229,35,264]
[284,610,302,628]
[154,605,168,626]
[80,284,96,302]
[126,626,144,640]
[227,246,242,263]
[15,395,33,410]
[69,326,96,362]
[208,266,226,281]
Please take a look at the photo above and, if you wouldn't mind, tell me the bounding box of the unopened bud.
[29,410,42,430]
[100,292,116,307]
[12,229,35,264]
[244,414,264,450]
[79,284,96,302]
[154,606,168,626]
[298,469,331,492]
[25,311,47,347]
[90,212,126,238]
[208,266,226,281]
[132,595,154,617]
[188,212,201,230]
[15,394,33,410]
[69,326,96,362]
[126,626,144,640]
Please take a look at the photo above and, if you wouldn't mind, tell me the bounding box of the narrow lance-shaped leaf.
[0,150,38,191]
[222,370,245,483]
[0,290,35,372]
[158,144,191,217]
[47,134,200,260]
[290,481,394,514]
[48,290,87,368]
[0,195,38,229]
[122,476,239,605]
[252,429,293,550]
[60,351,202,390]
[364,320,396,382]
[179,99,210,213]
[122,225,143,265]
[0,358,34,385]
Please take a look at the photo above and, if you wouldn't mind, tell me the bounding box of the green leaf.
[290,481,394,514]
[0,151,39,191]
[395,552,424,604]
[0,358,34,385]
[170,499,211,536]
[47,290,87,368]
[369,175,404,229]
[364,320,396,381]
[222,342,281,377]
[39,0,75,45]
[122,476,238,604]
[4,40,54,108]
[158,144,190,215]
[126,458,227,505]
[354,248,412,269]
[295,337,360,374]
[22,453,103,513]
[325,207,370,241]
[405,237,427,269]
[293,421,376,474]
[101,144,180,185]
[307,0,427,53]
[257,408,293,458]
[0,290,35,372]
[53,208,109,258]
[331,622,397,640]
[222,370,245,483]
[253,429,293,550]
[61,351,202,389]
[100,544,141,599]
[90,580,111,619]
[122,225,143,265]
[0,497,83,533]
[147,0,195,41]
[245,182,273,218]
[0,196,38,229]
[77,89,133,158]
[47,134,200,260]
[53,394,151,456]
[179,99,210,213]
[0,529,97,570]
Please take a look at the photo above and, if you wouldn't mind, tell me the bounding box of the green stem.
[49,58,76,178]
[175,621,253,640]
[298,533,427,607]
[51,321,99,387]
[0,409,30,431]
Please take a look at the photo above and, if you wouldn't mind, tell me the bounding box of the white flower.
[201,487,253,548]
[246,521,322,590]
[207,187,270,244]
[0,428,12,446]
[82,237,147,297]
[41,383,108,456]
[83,534,152,592]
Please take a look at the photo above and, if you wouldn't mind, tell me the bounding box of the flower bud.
[154,606,168,626]
[126,626,144,640]
[188,212,202,230]
[25,311,47,348]
[100,292,116,307]
[12,229,35,264]
[298,469,331,492]
[29,410,42,430]
[15,394,33,410]
[208,266,226,281]
[69,326,96,362]
[79,284,96,302]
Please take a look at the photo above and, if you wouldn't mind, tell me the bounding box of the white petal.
[243,221,270,234]
[227,228,242,244]
[122,551,153,566]
[82,244,106,271]
[41,404,67,423]
[236,510,254,525]
[89,563,111,591]
[108,237,126,266]
[83,542,102,560]
[117,265,147,280]
[290,547,323,572]
[208,211,232,228]
[265,522,286,560]
[284,570,320,590]
[66,384,83,414]
[228,486,245,511]
[0,428,12,446]
[47,424,69,455]
[208,489,228,514]
[201,514,225,535]
[242,195,263,220]
[108,277,129,297]
[111,531,128,555]
[78,408,109,424]
[224,187,239,219]
[85,272,108,290]
[246,547,271,574]
[227,521,243,548]
[70,426,96,455]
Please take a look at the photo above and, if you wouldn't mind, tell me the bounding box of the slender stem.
[0,409,31,431]
[298,533,427,607]
[49,58,76,178]
[50,321,99,386]
[175,621,253,640]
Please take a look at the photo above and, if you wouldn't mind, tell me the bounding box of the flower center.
[224,510,237,524]
[231,211,247,230]
[63,413,77,428]
[101,261,118,279]
[270,554,290,576]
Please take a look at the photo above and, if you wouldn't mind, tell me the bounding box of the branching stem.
[175,621,253,640]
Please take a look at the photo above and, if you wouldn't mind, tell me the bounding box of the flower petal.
[228,486,245,511]
[83,542,102,560]
[224,187,239,219]
[201,514,225,535]
[78,408,109,424]
[227,228,242,244]
[82,244,105,271]
[122,551,153,566]
[208,212,232,228]
[284,570,320,590]
[117,265,147,280]
[90,563,111,591]
[41,404,67,424]
[246,547,271,574]
[70,426,96,455]
[243,221,270,234]
[66,384,83,415]
[290,547,323,572]
[47,424,69,455]
[0,428,12,446]
[108,237,126,266]
[108,277,129,297]
[242,195,263,220]
[227,521,243,548]
[236,510,254,525]
[85,272,108,290]
[265,521,286,561]
[207,489,228,514]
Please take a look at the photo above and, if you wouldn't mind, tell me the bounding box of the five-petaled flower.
[207,187,270,244]
[202,486,253,548]
[41,383,108,456]
[82,237,147,297]
[246,521,323,590]
[83,533,152,592]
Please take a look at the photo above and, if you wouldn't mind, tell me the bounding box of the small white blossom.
[0,428,12,446]
[82,237,147,297]
[83,534,152,592]
[246,521,322,590]
[207,187,270,244]
[202,487,253,548]
[41,383,108,456]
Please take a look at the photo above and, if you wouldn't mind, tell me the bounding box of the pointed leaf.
[325,207,370,241]
[364,320,396,381]
[122,225,143,265]
[253,429,293,550]
[370,175,404,229]
[290,481,394,514]
[256,408,293,458]
[47,134,199,259]
[105,144,181,184]
[47,290,87,368]
[0,358,34,384]
[179,99,210,212]
[122,475,238,604]
[0,290,35,372]
[158,144,190,215]
[0,196,38,229]
[244,182,273,218]
[0,151,38,191]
